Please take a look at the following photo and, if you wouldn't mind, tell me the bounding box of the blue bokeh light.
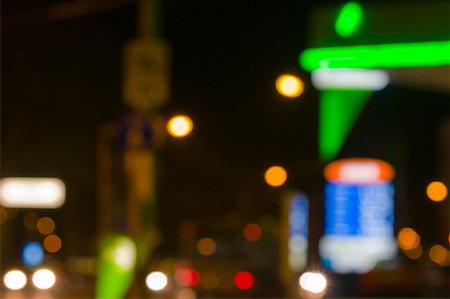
[22,241,44,267]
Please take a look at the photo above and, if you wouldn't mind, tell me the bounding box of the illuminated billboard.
[0,178,65,209]
[320,158,397,273]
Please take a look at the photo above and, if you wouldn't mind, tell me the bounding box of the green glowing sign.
[320,89,372,161]
[300,41,450,71]
[96,235,136,299]
[335,2,363,37]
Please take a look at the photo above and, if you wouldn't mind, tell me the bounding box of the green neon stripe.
[319,89,372,161]
[300,41,450,71]
[335,2,363,37]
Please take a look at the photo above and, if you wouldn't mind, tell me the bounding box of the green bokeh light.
[300,41,450,71]
[335,2,363,37]
[96,234,136,299]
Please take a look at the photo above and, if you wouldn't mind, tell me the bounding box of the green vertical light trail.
[319,89,372,161]
[335,2,363,37]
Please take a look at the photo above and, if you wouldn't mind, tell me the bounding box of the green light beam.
[300,41,450,71]
[319,89,372,161]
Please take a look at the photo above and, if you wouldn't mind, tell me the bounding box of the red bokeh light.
[243,223,262,241]
[174,267,200,287]
[234,271,255,290]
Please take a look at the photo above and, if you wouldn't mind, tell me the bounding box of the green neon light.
[320,89,372,161]
[300,41,450,71]
[96,235,136,299]
[335,2,363,37]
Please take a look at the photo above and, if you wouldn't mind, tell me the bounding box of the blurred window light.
[312,69,389,90]
[37,217,56,235]
[264,165,287,187]
[0,178,65,208]
[174,268,200,287]
[22,242,44,267]
[300,41,450,72]
[23,212,40,230]
[243,223,262,242]
[429,244,448,265]
[397,227,420,250]
[233,271,255,290]
[145,271,168,291]
[167,115,193,138]
[32,269,56,289]
[403,245,423,260]
[275,74,304,98]
[3,270,27,290]
[43,234,62,253]
[426,181,447,202]
[299,272,327,294]
[335,2,363,37]
[196,238,217,256]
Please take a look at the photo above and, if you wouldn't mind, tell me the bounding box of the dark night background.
[1,0,449,298]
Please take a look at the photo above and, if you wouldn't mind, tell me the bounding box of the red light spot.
[234,271,255,290]
[243,224,262,242]
[175,268,200,287]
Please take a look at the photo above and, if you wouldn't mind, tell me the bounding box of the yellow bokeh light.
[37,217,55,235]
[429,244,448,265]
[264,165,287,187]
[43,234,62,253]
[196,237,217,256]
[403,245,423,260]
[397,227,420,250]
[426,181,447,202]
[167,115,193,138]
[275,74,304,98]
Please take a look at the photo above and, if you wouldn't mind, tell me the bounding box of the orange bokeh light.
[426,181,447,202]
[243,224,262,242]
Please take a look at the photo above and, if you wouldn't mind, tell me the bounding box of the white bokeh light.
[299,272,327,294]
[145,271,168,291]
[32,269,56,289]
[3,270,27,290]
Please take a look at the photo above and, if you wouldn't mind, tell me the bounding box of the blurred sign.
[123,39,170,110]
[288,193,308,272]
[0,178,65,208]
[320,158,397,273]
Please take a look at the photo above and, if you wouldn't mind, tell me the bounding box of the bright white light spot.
[0,178,65,208]
[3,270,27,290]
[32,269,56,289]
[299,272,327,294]
[111,238,136,271]
[312,68,389,90]
[146,271,168,291]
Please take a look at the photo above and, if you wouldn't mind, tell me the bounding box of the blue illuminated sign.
[324,182,394,237]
